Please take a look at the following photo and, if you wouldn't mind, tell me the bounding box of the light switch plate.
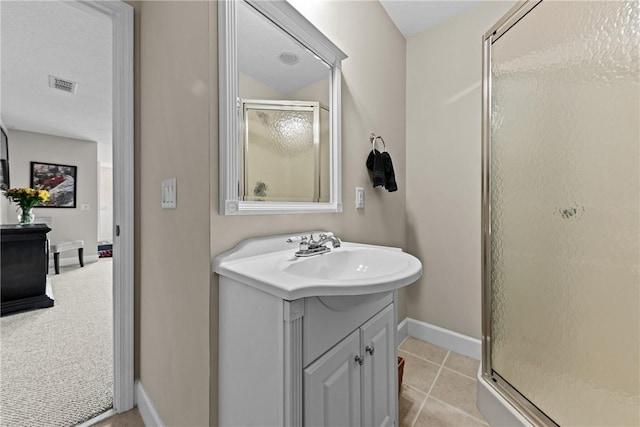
[161,178,177,209]
[355,187,364,209]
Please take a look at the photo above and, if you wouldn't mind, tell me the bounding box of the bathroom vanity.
[214,233,422,427]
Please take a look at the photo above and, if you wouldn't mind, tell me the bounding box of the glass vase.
[17,207,35,225]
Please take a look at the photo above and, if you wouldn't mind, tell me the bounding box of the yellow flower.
[38,190,50,203]
[3,187,49,208]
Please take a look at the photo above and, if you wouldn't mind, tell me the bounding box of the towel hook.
[369,134,386,153]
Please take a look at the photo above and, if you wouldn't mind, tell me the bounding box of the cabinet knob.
[355,355,364,365]
[365,345,375,356]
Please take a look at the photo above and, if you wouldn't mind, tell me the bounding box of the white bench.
[50,240,84,274]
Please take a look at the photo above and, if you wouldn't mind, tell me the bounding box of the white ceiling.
[1,1,112,166]
[238,1,330,95]
[379,0,482,38]
[239,0,481,93]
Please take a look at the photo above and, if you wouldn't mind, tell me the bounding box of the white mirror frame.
[219,0,348,215]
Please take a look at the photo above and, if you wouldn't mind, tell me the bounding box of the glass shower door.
[483,1,639,425]
[242,100,321,203]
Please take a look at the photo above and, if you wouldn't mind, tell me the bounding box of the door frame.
[68,0,135,412]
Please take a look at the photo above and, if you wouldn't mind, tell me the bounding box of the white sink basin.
[283,246,414,281]
[213,233,422,300]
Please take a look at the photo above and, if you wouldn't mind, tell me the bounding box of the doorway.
[0,0,133,424]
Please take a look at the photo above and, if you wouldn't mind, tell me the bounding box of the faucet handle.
[319,232,334,239]
[286,235,308,244]
[287,235,309,251]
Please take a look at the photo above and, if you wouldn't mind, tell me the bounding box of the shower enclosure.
[241,100,330,203]
[481,1,639,426]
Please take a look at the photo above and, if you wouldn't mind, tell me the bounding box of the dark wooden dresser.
[1,224,53,316]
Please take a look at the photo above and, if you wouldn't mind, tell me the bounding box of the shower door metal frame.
[481,1,559,426]
[241,99,322,202]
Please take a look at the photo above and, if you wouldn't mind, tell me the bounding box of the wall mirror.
[219,0,347,215]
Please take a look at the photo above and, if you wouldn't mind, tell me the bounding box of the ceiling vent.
[49,75,77,94]
[278,52,299,65]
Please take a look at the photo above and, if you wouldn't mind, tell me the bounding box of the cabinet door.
[304,330,361,427]
[361,304,395,427]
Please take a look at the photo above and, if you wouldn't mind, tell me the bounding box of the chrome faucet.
[287,232,341,257]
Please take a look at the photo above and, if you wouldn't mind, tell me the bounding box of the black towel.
[381,151,397,192]
[366,149,386,187]
[366,149,398,192]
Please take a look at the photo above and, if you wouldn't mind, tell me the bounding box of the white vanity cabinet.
[214,234,422,427]
[218,276,398,427]
[304,304,395,427]
[304,329,362,426]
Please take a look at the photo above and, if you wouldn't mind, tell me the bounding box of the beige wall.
[135,1,211,426]
[239,71,284,100]
[0,186,7,224]
[266,0,408,267]
[135,0,406,424]
[3,129,98,257]
[405,1,515,339]
[209,0,407,424]
[98,164,113,242]
[290,77,329,106]
[0,122,9,223]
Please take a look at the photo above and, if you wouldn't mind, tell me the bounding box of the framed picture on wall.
[0,128,9,191]
[30,161,77,208]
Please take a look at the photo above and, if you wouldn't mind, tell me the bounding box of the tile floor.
[95,336,487,427]
[398,336,488,427]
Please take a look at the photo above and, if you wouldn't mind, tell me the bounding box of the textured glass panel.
[244,108,316,202]
[263,110,314,156]
[490,1,639,426]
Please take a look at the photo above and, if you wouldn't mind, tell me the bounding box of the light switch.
[161,178,177,209]
[355,187,364,209]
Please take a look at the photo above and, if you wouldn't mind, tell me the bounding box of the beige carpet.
[0,259,113,427]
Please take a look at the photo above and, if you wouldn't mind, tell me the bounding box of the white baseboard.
[396,317,409,346]
[136,380,165,427]
[405,318,481,360]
